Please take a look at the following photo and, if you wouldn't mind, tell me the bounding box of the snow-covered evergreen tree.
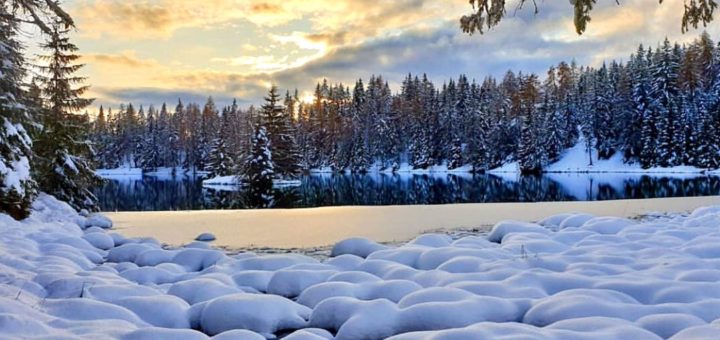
[138,106,160,171]
[592,64,617,159]
[632,46,655,167]
[649,40,681,167]
[245,125,274,208]
[541,66,565,162]
[82,32,720,175]
[33,24,100,211]
[206,109,235,178]
[0,12,37,219]
[260,86,301,178]
[448,138,463,170]
[517,74,543,173]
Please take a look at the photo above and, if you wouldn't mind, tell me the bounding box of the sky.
[25,0,720,109]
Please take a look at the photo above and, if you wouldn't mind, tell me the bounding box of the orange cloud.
[83,52,156,68]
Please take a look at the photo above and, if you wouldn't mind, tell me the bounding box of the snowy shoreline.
[97,143,720,181]
[4,195,720,338]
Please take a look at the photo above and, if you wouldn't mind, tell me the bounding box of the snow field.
[2,194,720,338]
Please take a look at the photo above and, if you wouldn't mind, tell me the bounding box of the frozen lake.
[95,173,720,211]
[108,196,720,249]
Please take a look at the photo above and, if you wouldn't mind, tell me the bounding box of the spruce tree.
[206,109,235,178]
[33,24,100,211]
[260,85,301,178]
[541,66,565,162]
[138,106,160,171]
[649,40,681,167]
[350,79,371,172]
[517,74,544,173]
[632,46,655,167]
[245,125,275,208]
[448,138,463,169]
[0,11,37,219]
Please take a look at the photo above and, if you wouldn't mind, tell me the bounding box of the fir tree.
[138,106,160,171]
[517,74,543,174]
[260,85,301,178]
[206,109,235,178]
[448,138,463,170]
[631,46,655,167]
[245,125,275,208]
[33,24,100,211]
[0,11,37,219]
[649,40,681,167]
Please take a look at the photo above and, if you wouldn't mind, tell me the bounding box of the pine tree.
[33,24,99,211]
[156,103,172,167]
[260,85,301,178]
[184,103,202,171]
[206,109,235,178]
[517,74,544,173]
[593,64,617,159]
[138,106,160,171]
[649,40,681,167]
[448,138,463,169]
[199,96,218,171]
[245,125,275,208]
[632,46,655,167]
[350,79,371,171]
[0,12,37,219]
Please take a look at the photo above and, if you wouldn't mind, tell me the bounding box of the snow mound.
[84,214,113,229]
[195,233,216,242]
[120,327,208,340]
[487,220,550,242]
[331,237,389,258]
[199,293,311,336]
[3,195,720,339]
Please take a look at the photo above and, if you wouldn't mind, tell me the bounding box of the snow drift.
[3,194,720,338]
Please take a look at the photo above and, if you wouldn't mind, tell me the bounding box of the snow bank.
[4,194,720,338]
[202,175,301,189]
[545,140,709,174]
[96,167,143,177]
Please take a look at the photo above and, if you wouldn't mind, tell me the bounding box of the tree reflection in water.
[94,174,720,211]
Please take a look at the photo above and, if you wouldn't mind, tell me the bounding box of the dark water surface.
[94,173,720,212]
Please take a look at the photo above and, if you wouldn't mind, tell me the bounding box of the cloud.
[83,51,156,68]
[68,0,459,41]
[71,0,720,109]
[91,86,242,108]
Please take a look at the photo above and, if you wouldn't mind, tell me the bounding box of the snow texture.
[4,194,720,338]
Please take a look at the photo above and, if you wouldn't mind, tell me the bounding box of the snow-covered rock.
[195,233,216,242]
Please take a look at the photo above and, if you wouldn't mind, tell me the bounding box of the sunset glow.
[36,0,720,107]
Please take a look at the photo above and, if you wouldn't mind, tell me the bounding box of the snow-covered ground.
[543,142,710,173]
[202,175,302,190]
[108,196,720,249]
[96,167,143,177]
[96,167,209,179]
[4,194,720,339]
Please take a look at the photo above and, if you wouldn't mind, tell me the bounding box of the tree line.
[92,32,720,182]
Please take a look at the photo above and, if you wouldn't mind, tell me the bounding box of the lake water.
[95,173,720,212]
